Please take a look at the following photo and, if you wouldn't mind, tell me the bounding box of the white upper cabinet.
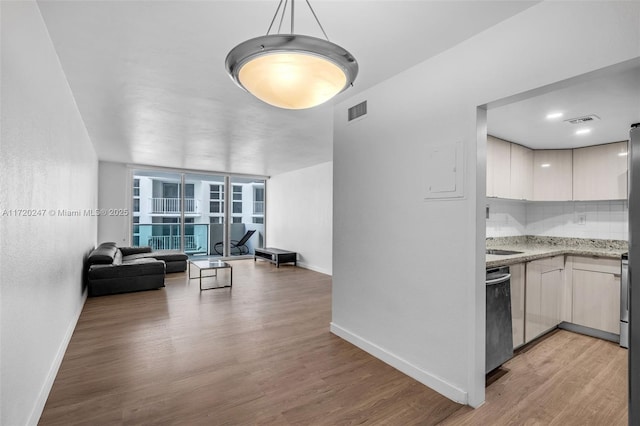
[486,136,511,198]
[573,141,628,201]
[510,143,533,200]
[487,139,627,201]
[532,150,573,201]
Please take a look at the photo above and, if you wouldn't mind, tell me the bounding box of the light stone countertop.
[486,236,628,269]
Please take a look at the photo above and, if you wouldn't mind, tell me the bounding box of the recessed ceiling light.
[575,128,591,135]
[541,163,551,168]
[546,112,563,120]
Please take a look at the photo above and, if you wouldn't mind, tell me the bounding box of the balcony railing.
[149,198,199,214]
[148,235,198,251]
[132,223,265,256]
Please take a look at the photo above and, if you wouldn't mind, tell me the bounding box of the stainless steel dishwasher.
[486,266,514,373]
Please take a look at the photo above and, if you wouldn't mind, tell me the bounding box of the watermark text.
[1,208,130,217]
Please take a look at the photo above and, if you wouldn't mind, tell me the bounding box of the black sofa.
[86,242,188,297]
[118,246,188,273]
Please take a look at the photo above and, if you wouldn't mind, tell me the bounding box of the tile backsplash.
[486,199,628,241]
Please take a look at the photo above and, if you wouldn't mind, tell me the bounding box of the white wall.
[267,161,333,275]
[485,199,527,237]
[0,2,98,424]
[98,161,130,244]
[332,1,639,407]
[486,199,629,240]
[527,200,628,240]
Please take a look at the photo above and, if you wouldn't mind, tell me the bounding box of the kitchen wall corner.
[485,199,527,237]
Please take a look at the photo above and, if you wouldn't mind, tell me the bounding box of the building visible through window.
[132,171,266,256]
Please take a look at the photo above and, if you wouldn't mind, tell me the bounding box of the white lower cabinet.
[496,254,621,348]
[568,256,621,335]
[525,256,564,343]
[510,263,525,348]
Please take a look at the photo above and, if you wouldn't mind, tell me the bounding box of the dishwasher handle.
[486,273,511,285]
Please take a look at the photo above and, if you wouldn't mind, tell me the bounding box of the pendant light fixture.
[225,0,358,110]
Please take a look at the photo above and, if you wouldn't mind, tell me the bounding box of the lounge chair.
[213,229,256,255]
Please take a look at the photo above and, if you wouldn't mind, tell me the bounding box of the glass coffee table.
[188,259,232,290]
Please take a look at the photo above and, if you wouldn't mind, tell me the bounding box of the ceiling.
[37,0,539,177]
[488,63,640,150]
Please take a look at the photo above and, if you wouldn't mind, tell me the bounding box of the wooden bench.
[254,247,297,268]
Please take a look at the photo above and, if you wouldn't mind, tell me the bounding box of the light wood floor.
[443,329,628,425]
[40,261,628,425]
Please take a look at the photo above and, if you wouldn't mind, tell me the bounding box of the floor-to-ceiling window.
[131,168,266,258]
[229,177,265,257]
[132,170,183,251]
[186,172,224,256]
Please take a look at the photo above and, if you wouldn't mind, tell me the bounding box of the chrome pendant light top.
[225,0,358,110]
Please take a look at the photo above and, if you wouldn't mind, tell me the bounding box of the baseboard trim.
[329,322,467,405]
[297,261,331,276]
[558,321,620,343]
[27,289,87,425]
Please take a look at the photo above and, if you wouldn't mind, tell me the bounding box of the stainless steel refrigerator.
[628,122,640,426]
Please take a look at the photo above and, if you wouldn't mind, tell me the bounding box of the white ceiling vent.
[348,101,367,122]
[564,114,600,124]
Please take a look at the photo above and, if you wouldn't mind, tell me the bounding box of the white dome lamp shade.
[225,1,358,110]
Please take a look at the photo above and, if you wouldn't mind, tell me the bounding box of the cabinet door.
[510,263,525,348]
[540,269,562,332]
[532,150,573,201]
[525,263,543,342]
[525,259,563,343]
[510,143,533,200]
[573,141,628,201]
[572,269,621,334]
[487,136,511,198]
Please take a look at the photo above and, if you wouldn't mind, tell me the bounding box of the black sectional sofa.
[86,242,188,297]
